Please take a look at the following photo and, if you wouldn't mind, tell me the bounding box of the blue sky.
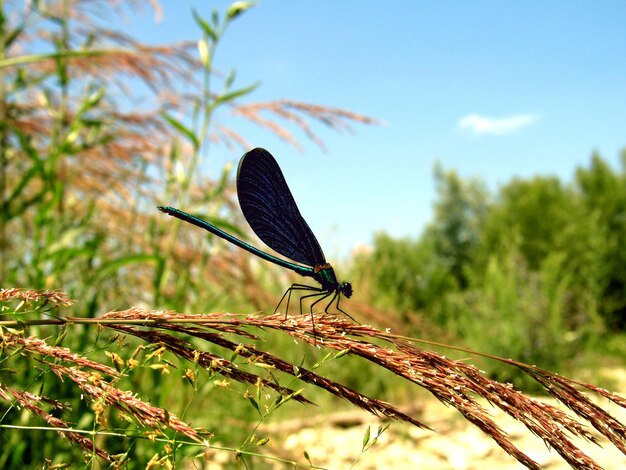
[131,1,626,259]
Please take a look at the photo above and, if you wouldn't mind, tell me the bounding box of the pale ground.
[269,367,626,469]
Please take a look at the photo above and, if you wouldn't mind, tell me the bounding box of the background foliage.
[354,152,626,388]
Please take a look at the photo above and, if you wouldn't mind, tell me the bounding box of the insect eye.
[342,283,353,298]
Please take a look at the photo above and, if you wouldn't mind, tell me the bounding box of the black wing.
[237,148,326,267]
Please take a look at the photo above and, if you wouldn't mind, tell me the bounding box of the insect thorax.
[313,264,351,298]
[313,264,335,289]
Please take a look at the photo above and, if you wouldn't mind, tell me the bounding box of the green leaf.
[64,128,81,146]
[161,112,200,150]
[192,8,218,42]
[4,132,46,218]
[225,69,236,89]
[54,53,69,87]
[211,81,260,109]
[45,228,85,255]
[369,424,390,448]
[334,348,351,359]
[92,254,161,285]
[53,330,68,346]
[208,162,234,200]
[46,246,93,264]
[5,22,26,48]
[272,394,284,407]
[78,87,105,114]
[362,426,371,449]
[247,395,261,415]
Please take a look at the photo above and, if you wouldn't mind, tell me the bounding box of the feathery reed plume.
[0,288,75,307]
[232,100,380,151]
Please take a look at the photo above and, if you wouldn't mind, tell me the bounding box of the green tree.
[475,174,607,331]
[478,175,575,270]
[356,155,610,372]
[355,231,455,318]
[575,151,626,328]
[352,165,488,331]
[427,164,489,289]
[438,242,590,391]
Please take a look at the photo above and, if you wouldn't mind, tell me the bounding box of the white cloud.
[458,113,539,135]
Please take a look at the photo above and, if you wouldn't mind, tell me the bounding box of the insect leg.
[300,289,331,342]
[299,288,331,344]
[331,292,359,323]
[275,284,319,319]
[274,286,292,316]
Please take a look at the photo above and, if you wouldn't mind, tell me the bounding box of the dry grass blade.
[1,318,209,454]
[3,331,120,377]
[521,366,626,455]
[0,383,112,462]
[258,315,544,468]
[98,310,430,430]
[108,323,314,405]
[48,362,209,444]
[100,310,429,429]
[104,309,422,429]
[156,322,430,430]
[582,382,626,408]
[396,344,603,469]
[188,312,624,469]
[3,286,625,468]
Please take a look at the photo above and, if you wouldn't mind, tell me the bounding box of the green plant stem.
[0,0,8,283]
[155,16,222,303]
[0,316,237,328]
